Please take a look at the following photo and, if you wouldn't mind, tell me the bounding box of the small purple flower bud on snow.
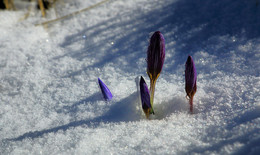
[140,76,154,118]
[98,78,113,101]
[147,31,165,80]
[185,55,197,112]
[147,31,165,107]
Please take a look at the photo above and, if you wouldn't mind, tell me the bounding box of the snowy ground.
[0,0,260,154]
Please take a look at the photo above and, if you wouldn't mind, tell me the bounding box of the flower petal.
[185,55,197,98]
[98,78,113,101]
[147,31,165,80]
[140,76,154,116]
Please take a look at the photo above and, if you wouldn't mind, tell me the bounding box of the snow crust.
[0,0,260,154]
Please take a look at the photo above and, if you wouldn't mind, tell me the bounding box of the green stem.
[150,79,156,107]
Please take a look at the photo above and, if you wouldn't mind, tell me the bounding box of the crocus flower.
[98,78,113,101]
[185,55,197,113]
[147,31,165,106]
[140,76,154,118]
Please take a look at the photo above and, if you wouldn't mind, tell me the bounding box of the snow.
[0,0,260,154]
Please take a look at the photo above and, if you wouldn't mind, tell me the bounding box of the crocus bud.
[147,31,165,81]
[140,76,154,118]
[147,31,165,106]
[98,78,113,101]
[185,55,197,113]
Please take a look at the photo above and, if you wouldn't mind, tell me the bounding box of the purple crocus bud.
[140,76,154,118]
[147,31,165,107]
[98,78,113,101]
[185,55,197,113]
[147,31,165,80]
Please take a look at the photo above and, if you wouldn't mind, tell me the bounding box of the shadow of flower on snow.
[5,92,140,141]
[6,92,190,141]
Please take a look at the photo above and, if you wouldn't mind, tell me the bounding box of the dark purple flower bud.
[98,78,113,101]
[147,31,165,80]
[140,76,154,118]
[147,31,165,107]
[185,55,197,112]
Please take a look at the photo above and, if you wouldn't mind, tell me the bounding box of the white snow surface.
[1,0,260,154]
